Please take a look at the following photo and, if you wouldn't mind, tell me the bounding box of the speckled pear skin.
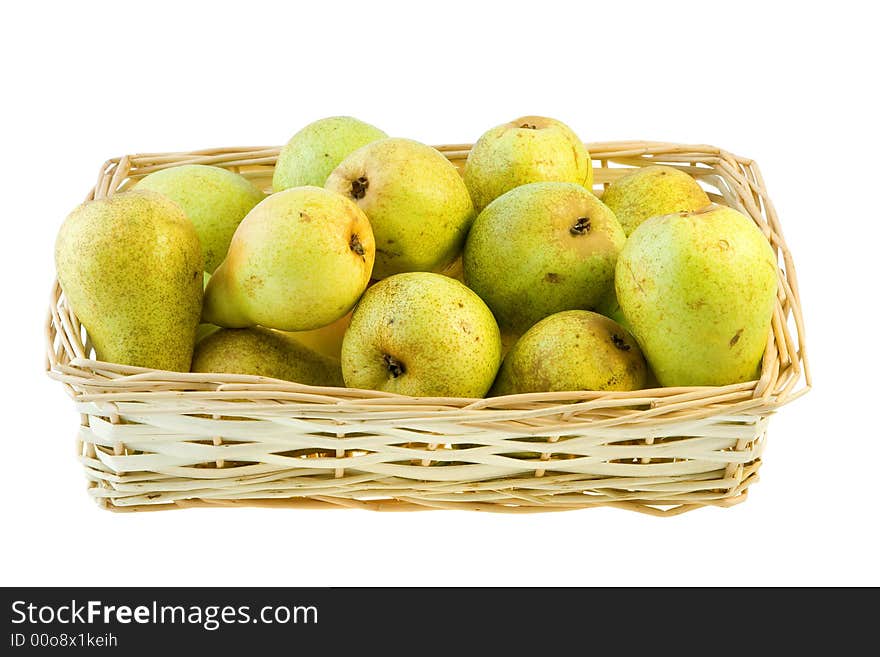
[325,138,475,279]
[54,190,203,371]
[192,327,344,386]
[137,164,265,274]
[273,116,387,191]
[341,273,502,397]
[203,186,374,331]
[601,165,711,236]
[491,310,647,395]
[616,205,778,387]
[464,115,593,212]
[463,182,626,333]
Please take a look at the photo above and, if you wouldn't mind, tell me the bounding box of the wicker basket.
[46,141,810,516]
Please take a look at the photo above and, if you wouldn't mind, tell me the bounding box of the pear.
[192,327,343,386]
[203,186,374,331]
[492,310,648,395]
[464,116,593,212]
[601,165,710,236]
[616,205,777,386]
[325,138,474,279]
[341,273,501,397]
[273,116,387,191]
[463,181,626,333]
[54,190,203,371]
[137,164,265,273]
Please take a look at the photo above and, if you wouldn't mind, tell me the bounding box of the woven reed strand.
[45,141,810,516]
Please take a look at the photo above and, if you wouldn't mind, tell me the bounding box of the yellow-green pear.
[192,327,343,386]
[464,116,593,212]
[601,165,710,236]
[342,273,501,397]
[616,205,777,386]
[54,190,203,371]
[203,186,374,331]
[325,138,474,279]
[273,116,388,191]
[137,164,265,273]
[492,311,648,395]
[463,182,626,333]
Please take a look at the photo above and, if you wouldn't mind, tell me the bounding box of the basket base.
[95,486,752,517]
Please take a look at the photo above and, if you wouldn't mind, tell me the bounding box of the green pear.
[342,272,501,397]
[492,310,648,395]
[54,190,203,371]
[192,327,344,386]
[137,164,265,273]
[601,165,710,236]
[464,115,593,212]
[616,205,777,386]
[203,186,374,331]
[325,138,474,279]
[463,181,626,333]
[273,116,388,192]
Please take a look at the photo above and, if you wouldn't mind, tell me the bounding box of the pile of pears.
[55,115,778,398]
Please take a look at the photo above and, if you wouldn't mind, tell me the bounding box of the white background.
[2,0,878,587]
